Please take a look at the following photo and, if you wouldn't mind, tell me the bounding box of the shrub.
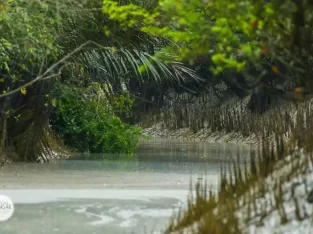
[49,84,142,153]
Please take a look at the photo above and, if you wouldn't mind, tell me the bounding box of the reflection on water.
[71,138,250,162]
[0,139,252,234]
[63,138,251,173]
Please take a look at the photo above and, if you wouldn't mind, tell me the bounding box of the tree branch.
[0,40,93,99]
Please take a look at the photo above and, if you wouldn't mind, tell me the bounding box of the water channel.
[0,139,251,234]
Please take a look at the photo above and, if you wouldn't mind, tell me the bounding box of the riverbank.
[0,133,72,167]
[140,100,313,234]
[168,146,313,234]
[142,123,257,145]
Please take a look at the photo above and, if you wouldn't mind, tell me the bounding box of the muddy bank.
[141,99,313,147]
[0,149,71,167]
[153,101,313,234]
[141,123,257,145]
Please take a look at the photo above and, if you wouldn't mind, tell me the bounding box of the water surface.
[0,139,251,234]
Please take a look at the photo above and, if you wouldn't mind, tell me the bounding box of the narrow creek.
[0,139,251,234]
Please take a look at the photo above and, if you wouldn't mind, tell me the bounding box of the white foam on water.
[119,218,137,228]
[108,206,120,213]
[116,208,174,219]
[74,207,87,214]
[73,205,115,226]
[88,214,114,226]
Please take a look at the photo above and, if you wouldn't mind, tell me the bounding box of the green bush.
[49,85,142,153]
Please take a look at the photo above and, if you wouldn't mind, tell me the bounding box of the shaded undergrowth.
[165,101,313,234]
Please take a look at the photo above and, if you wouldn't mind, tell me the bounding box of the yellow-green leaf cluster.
[102,0,301,75]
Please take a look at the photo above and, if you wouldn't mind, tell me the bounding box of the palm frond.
[75,47,203,86]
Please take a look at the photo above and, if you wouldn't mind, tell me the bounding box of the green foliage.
[50,84,142,154]
[0,0,60,89]
[111,91,134,118]
[0,0,201,161]
[103,0,313,76]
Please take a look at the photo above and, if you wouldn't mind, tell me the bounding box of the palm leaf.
[75,47,203,85]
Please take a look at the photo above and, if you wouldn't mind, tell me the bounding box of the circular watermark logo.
[0,195,14,221]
